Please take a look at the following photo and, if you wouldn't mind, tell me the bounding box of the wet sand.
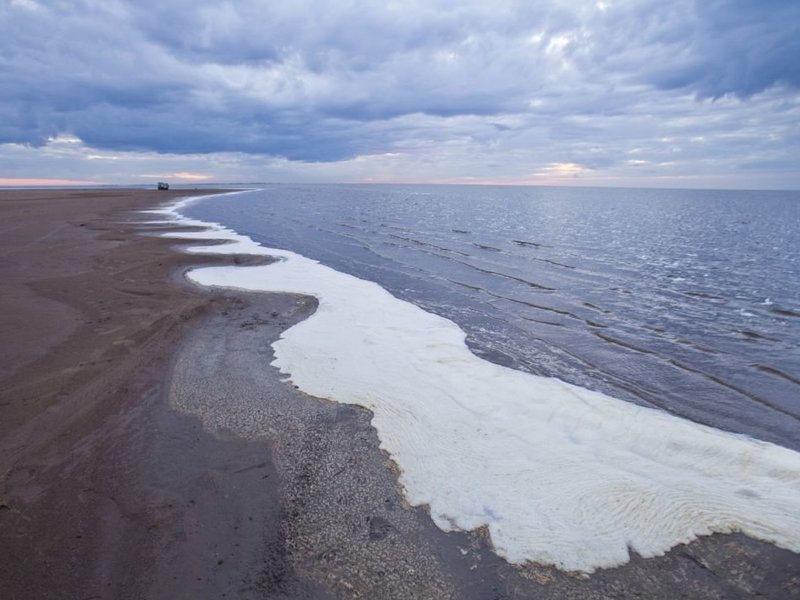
[0,189,797,599]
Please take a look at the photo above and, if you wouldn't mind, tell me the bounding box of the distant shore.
[0,188,797,599]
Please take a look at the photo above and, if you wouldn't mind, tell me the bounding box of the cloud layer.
[1,0,798,187]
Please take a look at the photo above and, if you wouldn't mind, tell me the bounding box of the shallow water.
[184,184,800,451]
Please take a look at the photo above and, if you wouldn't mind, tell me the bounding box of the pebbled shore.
[0,189,798,599]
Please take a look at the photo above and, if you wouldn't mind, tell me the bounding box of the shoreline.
[0,189,798,598]
[170,193,800,574]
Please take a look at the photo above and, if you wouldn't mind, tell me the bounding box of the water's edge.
[147,192,800,574]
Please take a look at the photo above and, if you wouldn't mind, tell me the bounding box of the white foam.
[154,196,800,573]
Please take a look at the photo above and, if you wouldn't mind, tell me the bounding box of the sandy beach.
[1,188,798,599]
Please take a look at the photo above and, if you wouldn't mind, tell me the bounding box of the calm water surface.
[184,184,800,450]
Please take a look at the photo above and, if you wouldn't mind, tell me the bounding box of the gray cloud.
[643,0,800,97]
[0,0,797,186]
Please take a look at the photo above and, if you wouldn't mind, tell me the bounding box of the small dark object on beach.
[157,182,169,190]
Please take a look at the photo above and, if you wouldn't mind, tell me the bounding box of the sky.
[1,0,798,189]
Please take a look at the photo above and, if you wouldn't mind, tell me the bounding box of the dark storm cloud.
[0,0,797,165]
[644,0,800,98]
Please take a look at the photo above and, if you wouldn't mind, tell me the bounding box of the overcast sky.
[1,0,798,188]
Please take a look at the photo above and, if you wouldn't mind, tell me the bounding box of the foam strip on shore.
[151,195,800,573]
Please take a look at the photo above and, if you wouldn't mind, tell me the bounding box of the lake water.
[183,184,800,451]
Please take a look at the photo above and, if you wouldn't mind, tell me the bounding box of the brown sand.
[0,188,797,599]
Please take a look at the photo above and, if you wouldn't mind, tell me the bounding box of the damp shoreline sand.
[0,188,798,599]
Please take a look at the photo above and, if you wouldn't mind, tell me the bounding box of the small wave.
[668,358,800,421]
[610,286,633,295]
[770,306,800,318]
[683,291,726,302]
[754,364,800,386]
[512,239,543,248]
[473,242,503,252]
[740,330,781,343]
[521,316,565,327]
[541,258,576,270]
[453,259,556,291]
[594,332,657,355]
[674,338,723,356]
[487,291,576,318]
[582,302,608,313]
[585,319,607,329]
[445,278,484,292]
[388,233,471,257]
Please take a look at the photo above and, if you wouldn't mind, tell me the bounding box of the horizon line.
[0,178,798,194]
